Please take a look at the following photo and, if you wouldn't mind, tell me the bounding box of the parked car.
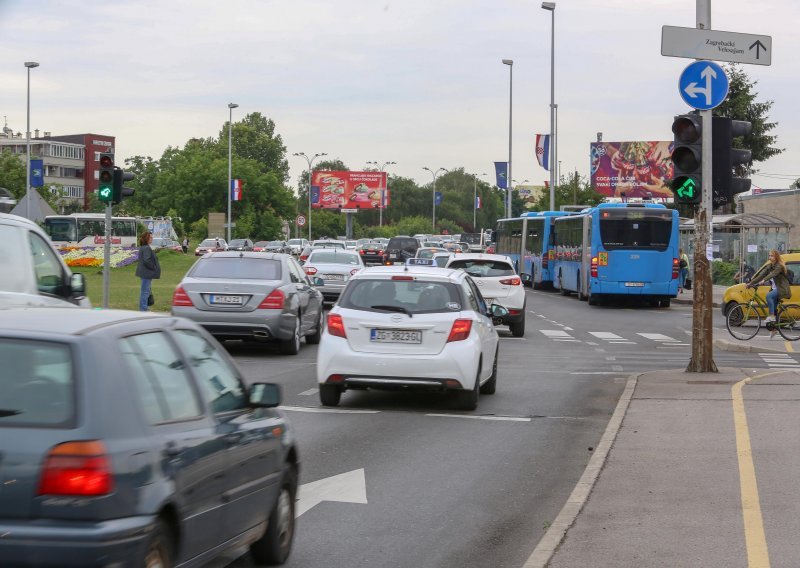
[172,252,325,354]
[384,236,421,265]
[357,242,386,264]
[0,307,298,566]
[303,249,364,301]
[0,212,89,308]
[446,253,526,336]
[151,237,183,252]
[228,238,254,251]
[195,237,227,255]
[316,264,506,409]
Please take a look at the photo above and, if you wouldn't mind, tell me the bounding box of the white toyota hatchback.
[316,262,506,410]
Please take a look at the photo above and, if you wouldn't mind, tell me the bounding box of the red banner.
[311,171,389,209]
[590,141,674,198]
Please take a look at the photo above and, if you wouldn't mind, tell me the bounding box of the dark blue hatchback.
[0,308,298,567]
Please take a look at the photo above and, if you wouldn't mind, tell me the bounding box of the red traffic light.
[99,155,114,168]
[672,116,701,144]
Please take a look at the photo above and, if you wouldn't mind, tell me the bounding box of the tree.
[790,178,800,190]
[0,149,25,198]
[531,173,604,212]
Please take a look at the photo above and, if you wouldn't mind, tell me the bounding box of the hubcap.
[276,488,294,549]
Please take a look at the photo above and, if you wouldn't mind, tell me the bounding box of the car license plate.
[370,329,422,344]
[624,282,645,287]
[210,294,243,305]
[324,274,344,281]
[483,297,495,304]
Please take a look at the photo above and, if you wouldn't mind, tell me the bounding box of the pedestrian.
[136,231,161,312]
[746,249,791,336]
[678,248,690,293]
[181,236,189,254]
[733,262,755,284]
[215,237,221,250]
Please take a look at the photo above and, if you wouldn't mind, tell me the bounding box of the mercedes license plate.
[624,282,645,287]
[210,294,243,305]
[370,328,422,344]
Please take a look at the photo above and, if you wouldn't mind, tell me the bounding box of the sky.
[1,0,797,193]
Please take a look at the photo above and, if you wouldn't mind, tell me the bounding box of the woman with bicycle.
[746,250,791,325]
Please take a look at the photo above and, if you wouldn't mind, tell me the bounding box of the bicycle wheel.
[777,304,800,341]
[726,303,761,340]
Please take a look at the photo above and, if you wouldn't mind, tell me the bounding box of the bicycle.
[725,287,800,341]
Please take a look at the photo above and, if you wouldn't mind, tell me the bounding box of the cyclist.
[746,249,791,326]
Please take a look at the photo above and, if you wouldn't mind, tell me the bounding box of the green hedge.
[711,260,737,286]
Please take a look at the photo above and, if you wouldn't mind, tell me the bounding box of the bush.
[711,260,737,286]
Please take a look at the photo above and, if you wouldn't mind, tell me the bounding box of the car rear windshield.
[191,257,282,279]
[339,279,463,314]
[447,259,515,277]
[309,252,361,265]
[387,238,419,252]
[0,339,75,428]
[199,239,219,247]
[599,209,673,250]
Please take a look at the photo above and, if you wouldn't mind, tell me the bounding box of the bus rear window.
[599,217,672,250]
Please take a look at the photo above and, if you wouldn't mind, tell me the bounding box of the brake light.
[542,256,548,268]
[392,276,413,281]
[172,286,194,307]
[591,257,598,278]
[499,277,521,286]
[305,266,318,275]
[508,309,522,316]
[672,257,679,279]
[447,319,473,342]
[326,374,345,383]
[300,254,309,262]
[258,289,285,309]
[359,250,366,254]
[38,441,112,496]
[327,313,346,338]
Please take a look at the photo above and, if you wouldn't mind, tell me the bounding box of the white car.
[303,249,364,301]
[445,253,526,337]
[316,263,505,410]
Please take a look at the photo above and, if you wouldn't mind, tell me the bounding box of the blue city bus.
[495,211,572,288]
[552,203,680,306]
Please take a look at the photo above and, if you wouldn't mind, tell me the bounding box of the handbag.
[684,278,692,290]
[147,293,155,306]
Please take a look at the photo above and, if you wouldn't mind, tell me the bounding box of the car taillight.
[305,266,318,275]
[38,441,112,497]
[359,250,366,255]
[300,255,309,262]
[258,289,285,309]
[447,319,473,342]
[327,313,346,338]
[172,286,194,307]
[672,257,680,279]
[591,257,599,278]
[499,277,521,286]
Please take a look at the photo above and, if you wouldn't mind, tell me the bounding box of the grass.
[72,250,200,311]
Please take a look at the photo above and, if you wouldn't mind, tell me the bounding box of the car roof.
[446,253,513,264]
[203,251,287,260]
[0,212,40,229]
[351,265,465,283]
[0,307,170,336]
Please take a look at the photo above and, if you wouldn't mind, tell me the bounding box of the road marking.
[298,388,319,396]
[296,469,368,518]
[611,365,624,372]
[280,406,380,414]
[605,356,616,361]
[586,341,599,346]
[786,342,794,352]
[637,333,681,343]
[570,371,620,375]
[589,331,636,345]
[540,330,573,338]
[426,413,531,422]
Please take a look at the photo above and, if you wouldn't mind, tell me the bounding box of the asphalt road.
[219,288,779,568]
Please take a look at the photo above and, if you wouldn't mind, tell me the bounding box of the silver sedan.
[171,252,324,354]
[303,249,365,302]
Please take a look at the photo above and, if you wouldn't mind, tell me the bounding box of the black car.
[385,236,420,265]
[228,238,254,251]
[357,242,385,264]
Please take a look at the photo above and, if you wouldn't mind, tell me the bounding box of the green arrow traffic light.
[676,178,696,199]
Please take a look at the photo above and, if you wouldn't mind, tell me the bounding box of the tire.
[279,317,301,355]
[726,303,761,340]
[250,465,297,565]
[304,309,324,345]
[777,304,800,341]
[509,315,525,337]
[319,383,341,407]
[588,293,599,306]
[480,348,498,395]
[659,299,671,308]
[455,366,480,411]
[143,519,173,568]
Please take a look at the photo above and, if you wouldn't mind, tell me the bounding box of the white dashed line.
[298,388,319,396]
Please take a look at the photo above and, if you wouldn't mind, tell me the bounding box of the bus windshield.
[599,209,672,251]
[44,218,77,242]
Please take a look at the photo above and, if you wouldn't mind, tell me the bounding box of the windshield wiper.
[370,305,413,318]
[0,409,23,417]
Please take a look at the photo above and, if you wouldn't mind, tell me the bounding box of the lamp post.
[24,61,39,221]
[502,59,513,219]
[366,160,396,227]
[473,173,488,229]
[541,2,556,211]
[293,151,327,240]
[226,102,238,243]
[422,167,447,232]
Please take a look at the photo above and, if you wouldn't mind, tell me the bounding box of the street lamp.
[541,2,556,211]
[366,160,396,227]
[472,173,488,229]
[422,167,447,232]
[226,102,238,243]
[24,61,39,221]
[502,59,513,219]
[293,151,327,240]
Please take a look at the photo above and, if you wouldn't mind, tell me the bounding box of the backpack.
[679,258,688,269]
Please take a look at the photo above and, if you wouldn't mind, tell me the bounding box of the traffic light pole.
[687,0,717,373]
[103,203,111,309]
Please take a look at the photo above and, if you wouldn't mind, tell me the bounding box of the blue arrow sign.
[678,61,728,110]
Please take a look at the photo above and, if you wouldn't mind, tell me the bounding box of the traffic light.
[670,114,703,205]
[97,153,114,203]
[712,116,752,207]
[112,168,136,204]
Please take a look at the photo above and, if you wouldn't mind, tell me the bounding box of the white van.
[0,213,90,308]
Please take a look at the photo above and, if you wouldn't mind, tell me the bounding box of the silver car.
[303,249,365,302]
[172,252,324,354]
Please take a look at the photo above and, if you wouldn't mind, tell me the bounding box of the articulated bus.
[494,211,572,288]
[44,214,138,248]
[552,203,680,307]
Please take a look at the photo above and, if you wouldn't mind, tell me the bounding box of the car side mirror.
[490,304,509,318]
[312,277,325,286]
[70,273,86,296]
[249,383,282,408]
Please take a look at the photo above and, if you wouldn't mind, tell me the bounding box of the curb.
[713,336,789,354]
[521,374,640,568]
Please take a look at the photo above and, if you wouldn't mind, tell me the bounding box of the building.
[738,189,799,250]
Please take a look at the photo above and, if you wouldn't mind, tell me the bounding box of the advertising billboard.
[311,171,389,209]
[590,141,674,198]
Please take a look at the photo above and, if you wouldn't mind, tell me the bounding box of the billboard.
[590,141,674,198]
[311,171,388,209]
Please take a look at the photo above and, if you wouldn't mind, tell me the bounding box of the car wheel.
[143,519,173,568]
[509,315,525,337]
[305,309,324,345]
[319,383,341,406]
[250,465,297,565]
[480,348,498,395]
[279,317,301,355]
[588,293,599,306]
[455,365,480,411]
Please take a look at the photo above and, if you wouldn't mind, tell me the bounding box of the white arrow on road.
[684,64,717,106]
[295,468,367,518]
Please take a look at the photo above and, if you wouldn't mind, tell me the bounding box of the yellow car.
[722,253,800,316]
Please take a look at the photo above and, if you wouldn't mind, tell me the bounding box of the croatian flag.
[535,134,550,171]
[231,179,243,201]
[475,196,482,209]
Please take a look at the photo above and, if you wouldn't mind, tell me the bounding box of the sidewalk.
[524,366,800,567]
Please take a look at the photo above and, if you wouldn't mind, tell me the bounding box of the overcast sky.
[1,0,797,192]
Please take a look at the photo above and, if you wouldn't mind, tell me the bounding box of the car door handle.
[223,432,244,445]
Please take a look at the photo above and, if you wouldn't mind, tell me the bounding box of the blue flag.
[434,191,442,206]
[30,159,44,187]
[494,162,508,189]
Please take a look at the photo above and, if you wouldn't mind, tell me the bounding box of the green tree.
[531,173,604,211]
[0,149,25,198]
[790,178,800,190]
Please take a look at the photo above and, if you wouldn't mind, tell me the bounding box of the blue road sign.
[434,191,442,206]
[678,60,728,110]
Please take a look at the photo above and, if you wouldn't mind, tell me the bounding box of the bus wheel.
[588,293,599,306]
[577,272,587,301]
[659,299,671,308]
[559,274,569,296]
